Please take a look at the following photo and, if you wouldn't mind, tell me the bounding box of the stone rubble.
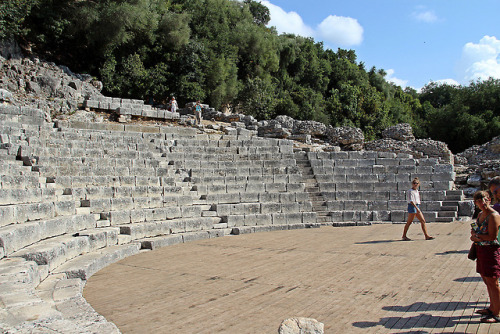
[278,317,324,334]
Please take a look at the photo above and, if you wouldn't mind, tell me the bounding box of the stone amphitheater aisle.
[84,221,496,334]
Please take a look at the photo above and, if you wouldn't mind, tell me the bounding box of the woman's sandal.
[475,308,493,316]
[480,314,500,323]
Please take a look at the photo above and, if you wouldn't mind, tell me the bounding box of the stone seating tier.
[0,103,465,331]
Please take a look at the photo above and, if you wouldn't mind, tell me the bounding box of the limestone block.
[245,183,265,192]
[299,202,312,212]
[223,215,245,227]
[280,193,296,203]
[418,158,439,166]
[423,201,442,211]
[54,201,75,216]
[302,212,317,224]
[85,100,99,109]
[376,158,399,166]
[431,172,455,182]
[165,207,181,219]
[182,231,210,243]
[181,206,201,218]
[55,243,140,280]
[282,203,300,212]
[433,181,454,190]
[326,201,343,211]
[184,217,214,232]
[0,222,41,255]
[139,234,183,250]
[151,207,168,220]
[368,201,388,210]
[15,235,91,271]
[285,213,303,225]
[250,214,272,226]
[163,219,185,234]
[372,210,391,221]
[388,200,407,210]
[243,203,260,214]
[40,217,69,240]
[66,214,96,233]
[328,211,343,222]
[342,211,360,221]
[359,211,373,221]
[373,182,397,191]
[261,203,281,214]
[110,198,133,211]
[215,204,231,216]
[397,166,417,174]
[390,210,406,222]
[357,159,377,167]
[130,209,146,223]
[108,210,130,225]
[240,192,259,203]
[0,206,15,227]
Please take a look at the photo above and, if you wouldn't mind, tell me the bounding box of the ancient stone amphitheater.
[0,103,466,332]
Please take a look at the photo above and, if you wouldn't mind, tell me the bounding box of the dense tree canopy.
[2,0,499,152]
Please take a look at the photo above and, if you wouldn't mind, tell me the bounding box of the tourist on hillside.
[194,100,202,125]
[170,97,178,113]
[402,177,434,241]
[470,190,500,323]
[489,177,500,214]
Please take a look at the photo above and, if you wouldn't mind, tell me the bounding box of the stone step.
[332,222,372,227]
[53,243,141,280]
[438,211,457,218]
[435,217,455,223]
[440,205,458,211]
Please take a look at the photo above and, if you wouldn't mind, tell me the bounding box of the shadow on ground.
[353,301,482,330]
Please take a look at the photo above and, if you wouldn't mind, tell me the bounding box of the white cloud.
[457,35,500,83]
[261,1,363,47]
[261,1,314,37]
[412,10,438,23]
[317,15,363,47]
[435,79,460,86]
[385,69,408,88]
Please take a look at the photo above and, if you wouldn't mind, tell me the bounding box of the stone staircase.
[294,151,330,224]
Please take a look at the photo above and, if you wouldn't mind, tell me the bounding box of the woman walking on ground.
[402,177,434,241]
[470,190,500,323]
[489,176,500,214]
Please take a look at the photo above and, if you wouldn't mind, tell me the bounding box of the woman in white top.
[402,177,434,241]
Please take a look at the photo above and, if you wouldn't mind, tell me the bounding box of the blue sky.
[259,0,500,90]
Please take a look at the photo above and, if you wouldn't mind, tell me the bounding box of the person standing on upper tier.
[489,176,500,214]
[194,100,202,126]
[170,97,178,113]
[402,177,435,241]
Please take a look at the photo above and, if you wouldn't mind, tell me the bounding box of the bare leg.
[483,276,500,317]
[415,211,433,239]
[402,213,415,240]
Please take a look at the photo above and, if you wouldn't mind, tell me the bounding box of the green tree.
[0,0,39,39]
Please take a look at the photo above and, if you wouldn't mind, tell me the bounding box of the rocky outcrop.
[455,136,500,194]
[325,126,364,151]
[382,123,415,141]
[0,55,103,117]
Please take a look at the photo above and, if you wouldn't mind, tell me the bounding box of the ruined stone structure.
[0,103,468,332]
